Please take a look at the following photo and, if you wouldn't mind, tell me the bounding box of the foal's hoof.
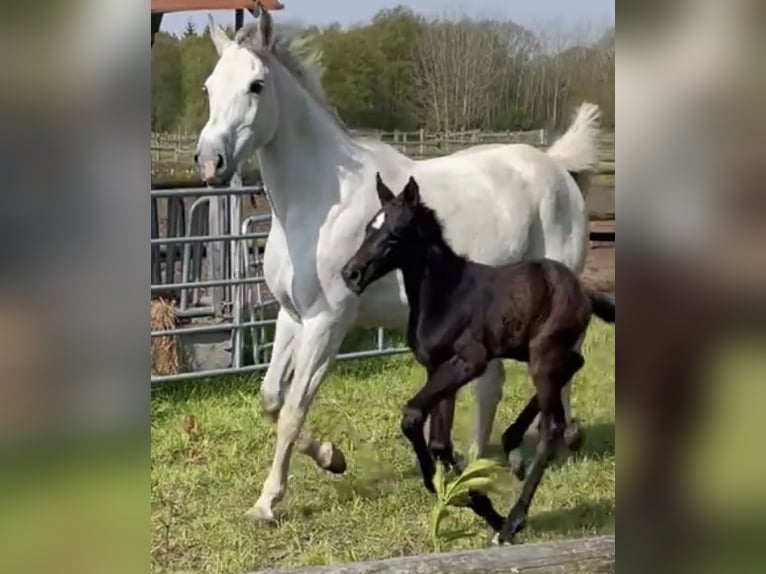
[495,516,526,545]
[564,419,584,452]
[319,442,347,475]
[244,503,277,525]
[507,449,526,482]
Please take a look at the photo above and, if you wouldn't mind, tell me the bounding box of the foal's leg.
[428,395,457,465]
[497,344,584,544]
[401,355,486,492]
[501,395,540,481]
[528,336,585,452]
[260,308,344,471]
[246,315,349,523]
[404,356,505,532]
[470,359,505,460]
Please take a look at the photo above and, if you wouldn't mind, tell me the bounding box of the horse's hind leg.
[470,359,505,459]
[497,344,584,544]
[527,335,586,452]
[501,395,540,481]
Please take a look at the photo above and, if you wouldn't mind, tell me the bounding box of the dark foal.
[341,174,615,544]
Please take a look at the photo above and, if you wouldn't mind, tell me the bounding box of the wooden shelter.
[151,0,284,45]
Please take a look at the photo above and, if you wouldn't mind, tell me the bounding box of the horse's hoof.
[244,503,277,525]
[491,531,517,546]
[499,511,526,544]
[564,420,584,452]
[319,442,347,475]
[507,449,526,481]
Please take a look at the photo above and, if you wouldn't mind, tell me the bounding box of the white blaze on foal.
[194,10,602,523]
[371,210,386,230]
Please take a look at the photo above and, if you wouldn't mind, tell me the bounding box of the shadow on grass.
[478,420,615,466]
[526,498,615,537]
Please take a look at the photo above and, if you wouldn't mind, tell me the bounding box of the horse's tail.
[587,289,615,323]
[546,102,601,196]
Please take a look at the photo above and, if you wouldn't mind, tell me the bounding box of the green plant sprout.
[429,458,505,552]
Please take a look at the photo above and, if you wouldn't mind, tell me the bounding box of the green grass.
[151,321,614,573]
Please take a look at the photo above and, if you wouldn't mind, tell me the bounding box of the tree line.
[152,6,614,135]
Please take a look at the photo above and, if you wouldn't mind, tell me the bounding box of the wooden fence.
[247,535,615,574]
[151,129,615,171]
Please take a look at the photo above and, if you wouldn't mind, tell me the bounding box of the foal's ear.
[402,176,420,205]
[375,173,395,205]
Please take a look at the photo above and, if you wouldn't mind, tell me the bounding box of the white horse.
[196,13,601,523]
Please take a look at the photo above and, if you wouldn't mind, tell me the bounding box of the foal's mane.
[234,22,351,134]
[412,202,462,260]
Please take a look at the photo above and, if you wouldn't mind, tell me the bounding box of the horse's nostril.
[193,153,199,164]
[349,269,361,282]
[216,154,225,171]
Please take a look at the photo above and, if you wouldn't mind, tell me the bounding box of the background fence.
[150,129,614,383]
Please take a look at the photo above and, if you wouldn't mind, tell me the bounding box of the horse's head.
[195,13,279,185]
[342,174,422,295]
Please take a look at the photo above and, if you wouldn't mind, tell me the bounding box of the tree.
[178,30,218,133]
[151,33,182,132]
[150,10,614,134]
[183,20,197,38]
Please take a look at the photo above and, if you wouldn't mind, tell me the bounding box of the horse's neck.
[401,227,466,323]
[256,62,359,225]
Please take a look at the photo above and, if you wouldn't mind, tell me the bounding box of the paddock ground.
[151,321,615,573]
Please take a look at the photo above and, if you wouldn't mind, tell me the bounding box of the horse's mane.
[414,202,461,257]
[234,22,350,134]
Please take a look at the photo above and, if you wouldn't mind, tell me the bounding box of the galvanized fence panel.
[150,184,407,384]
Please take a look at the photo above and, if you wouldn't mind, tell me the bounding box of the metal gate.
[150,183,407,383]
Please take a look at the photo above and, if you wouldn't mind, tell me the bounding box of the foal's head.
[341,173,423,295]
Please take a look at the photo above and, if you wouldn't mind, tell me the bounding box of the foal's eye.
[249,80,265,94]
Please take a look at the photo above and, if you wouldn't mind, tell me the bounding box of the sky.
[162,0,614,36]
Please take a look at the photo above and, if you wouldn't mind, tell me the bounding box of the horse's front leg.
[402,355,486,492]
[260,308,343,471]
[428,393,506,532]
[427,396,457,466]
[246,314,350,523]
[261,308,300,422]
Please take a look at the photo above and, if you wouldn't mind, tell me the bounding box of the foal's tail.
[546,102,601,195]
[587,290,615,323]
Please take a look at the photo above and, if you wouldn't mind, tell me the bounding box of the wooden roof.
[151,0,284,14]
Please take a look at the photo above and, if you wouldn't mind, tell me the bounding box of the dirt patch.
[583,242,615,293]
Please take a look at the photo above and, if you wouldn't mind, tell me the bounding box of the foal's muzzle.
[341,262,366,295]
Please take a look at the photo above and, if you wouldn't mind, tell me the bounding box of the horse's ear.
[376,173,395,205]
[208,14,232,55]
[402,176,420,206]
[259,9,276,50]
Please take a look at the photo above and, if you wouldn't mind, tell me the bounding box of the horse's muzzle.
[340,263,365,295]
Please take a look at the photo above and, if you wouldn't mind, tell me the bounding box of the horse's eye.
[250,80,264,95]
[202,85,207,94]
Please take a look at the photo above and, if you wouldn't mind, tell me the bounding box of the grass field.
[151,321,614,573]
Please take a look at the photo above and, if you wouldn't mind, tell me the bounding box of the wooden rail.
[247,535,615,574]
